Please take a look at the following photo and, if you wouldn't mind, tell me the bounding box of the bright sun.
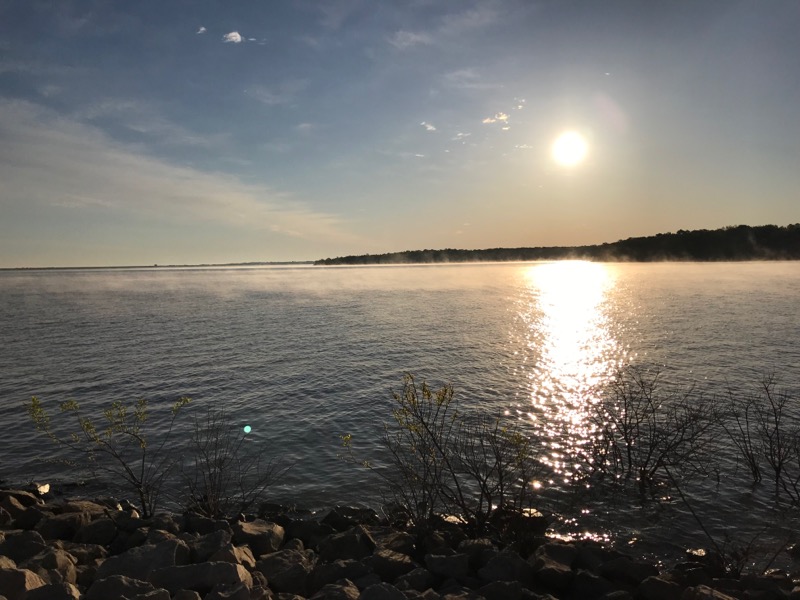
[551,131,588,167]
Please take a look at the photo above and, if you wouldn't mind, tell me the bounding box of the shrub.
[180,405,290,518]
[27,395,190,517]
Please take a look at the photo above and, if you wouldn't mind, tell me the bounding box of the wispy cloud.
[196,26,207,35]
[420,121,437,132]
[439,6,498,36]
[444,68,500,91]
[0,100,349,243]
[222,31,243,43]
[247,79,309,106]
[388,30,432,50]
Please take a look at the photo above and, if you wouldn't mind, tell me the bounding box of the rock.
[20,547,78,584]
[57,499,109,516]
[0,568,47,600]
[370,528,416,556]
[149,513,183,534]
[35,511,91,541]
[232,519,285,555]
[0,557,15,569]
[149,562,253,595]
[74,516,119,545]
[188,529,233,563]
[368,549,417,582]
[24,582,82,600]
[477,551,534,586]
[211,542,257,569]
[205,581,252,600]
[530,553,573,592]
[319,525,377,563]
[0,506,12,526]
[359,581,407,600]
[14,506,49,531]
[599,556,658,586]
[285,518,336,550]
[394,567,436,592]
[184,512,233,536]
[284,538,305,551]
[309,578,361,600]
[84,574,163,600]
[457,538,496,571]
[0,490,43,508]
[424,553,470,580]
[681,585,739,600]
[478,580,523,600]
[56,540,108,564]
[321,506,381,532]
[638,575,682,600]
[0,530,48,562]
[309,559,373,594]
[95,538,190,580]
[255,549,315,596]
[174,591,203,600]
[0,496,27,521]
[570,568,618,599]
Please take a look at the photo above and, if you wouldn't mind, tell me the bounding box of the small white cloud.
[483,112,509,124]
[196,26,207,34]
[223,31,243,43]
[248,38,257,42]
[296,122,314,133]
[421,121,436,132]
[452,132,471,141]
[388,30,432,49]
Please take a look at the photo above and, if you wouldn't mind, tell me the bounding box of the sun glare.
[551,131,588,167]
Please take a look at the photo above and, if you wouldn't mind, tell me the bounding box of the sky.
[1,0,799,267]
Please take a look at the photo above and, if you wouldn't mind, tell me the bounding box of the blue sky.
[1,1,798,267]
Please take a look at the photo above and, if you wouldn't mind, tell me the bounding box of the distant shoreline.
[0,261,315,272]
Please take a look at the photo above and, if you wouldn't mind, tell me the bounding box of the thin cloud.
[0,100,350,244]
[196,26,207,34]
[247,79,309,106]
[222,31,243,43]
[444,69,499,91]
[439,6,498,36]
[421,121,437,132]
[388,30,432,50]
[482,112,509,124]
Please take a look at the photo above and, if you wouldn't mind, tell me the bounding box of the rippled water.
[1,262,799,561]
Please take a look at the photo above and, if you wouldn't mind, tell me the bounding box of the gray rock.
[184,512,232,535]
[232,519,285,556]
[56,540,108,564]
[96,538,190,580]
[477,551,534,585]
[0,490,43,509]
[188,529,233,563]
[368,549,417,582]
[57,499,109,516]
[309,559,373,594]
[310,578,361,600]
[456,538,496,571]
[530,553,573,592]
[0,567,47,600]
[424,553,470,580]
[35,511,91,541]
[680,585,738,600]
[318,525,377,563]
[20,547,78,585]
[321,506,381,532]
[0,530,48,562]
[211,542,257,569]
[478,580,523,600]
[148,513,182,534]
[85,574,162,600]
[395,567,436,592]
[255,549,315,595]
[205,581,252,600]
[599,556,658,586]
[24,582,82,600]
[285,518,336,550]
[74,516,119,545]
[149,562,253,595]
[637,575,682,600]
[359,581,407,600]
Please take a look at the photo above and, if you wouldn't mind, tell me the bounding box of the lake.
[1,261,799,562]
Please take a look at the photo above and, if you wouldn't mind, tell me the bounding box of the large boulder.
[425,553,470,580]
[255,548,315,596]
[24,582,82,600]
[84,574,166,600]
[0,530,48,562]
[232,519,285,555]
[318,525,376,563]
[187,529,233,563]
[20,547,78,585]
[95,538,190,581]
[210,543,257,569]
[308,558,372,594]
[74,516,119,546]
[368,549,417,582]
[0,567,47,600]
[35,511,91,541]
[148,562,253,595]
[308,578,361,600]
[0,490,43,509]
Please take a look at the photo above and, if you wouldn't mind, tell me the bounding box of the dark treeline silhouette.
[315,224,800,265]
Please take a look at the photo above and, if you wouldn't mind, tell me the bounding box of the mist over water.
[1,262,799,558]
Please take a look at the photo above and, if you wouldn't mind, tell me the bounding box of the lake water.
[1,261,799,563]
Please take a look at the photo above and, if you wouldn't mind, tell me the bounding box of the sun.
[551,131,588,167]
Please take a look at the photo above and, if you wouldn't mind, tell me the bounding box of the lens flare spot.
[243,425,252,434]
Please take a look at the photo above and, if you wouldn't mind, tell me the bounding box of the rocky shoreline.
[1,487,799,600]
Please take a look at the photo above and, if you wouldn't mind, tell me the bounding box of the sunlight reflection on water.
[517,261,627,484]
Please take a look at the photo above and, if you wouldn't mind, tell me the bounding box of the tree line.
[314,224,800,265]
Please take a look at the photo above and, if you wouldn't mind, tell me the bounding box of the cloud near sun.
[222,31,243,43]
